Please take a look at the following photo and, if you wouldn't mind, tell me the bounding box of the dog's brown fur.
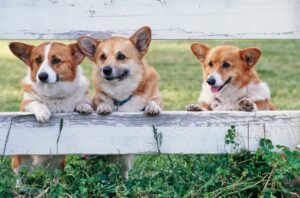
[188,43,275,111]
[78,26,162,179]
[9,41,92,183]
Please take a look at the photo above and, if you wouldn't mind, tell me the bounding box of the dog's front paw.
[34,105,51,123]
[96,103,113,115]
[186,104,203,111]
[75,103,93,114]
[144,101,161,116]
[238,98,257,112]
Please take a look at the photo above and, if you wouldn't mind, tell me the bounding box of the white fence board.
[0,111,299,155]
[0,114,13,154]
[0,0,300,39]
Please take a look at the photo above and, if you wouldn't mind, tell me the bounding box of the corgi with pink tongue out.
[187,43,275,112]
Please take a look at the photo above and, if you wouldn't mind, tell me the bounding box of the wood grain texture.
[0,114,13,155]
[0,0,299,39]
[0,111,299,155]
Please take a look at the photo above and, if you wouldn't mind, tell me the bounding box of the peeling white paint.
[0,111,299,155]
[0,0,299,39]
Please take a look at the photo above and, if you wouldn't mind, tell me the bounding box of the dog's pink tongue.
[211,86,220,93]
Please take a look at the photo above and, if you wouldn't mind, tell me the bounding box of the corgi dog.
[187,43,274,112]
[77,26,162,179]
[9,41,92,176]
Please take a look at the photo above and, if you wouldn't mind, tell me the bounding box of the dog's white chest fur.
[24,67,90,113]
[116,96,147,112]
[101,75,147,112]
[199,81,271,111]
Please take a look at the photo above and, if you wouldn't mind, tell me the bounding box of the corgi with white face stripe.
[36,44,58,84]
[9,42,92,177]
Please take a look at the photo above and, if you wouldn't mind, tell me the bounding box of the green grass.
[0,40,299,197]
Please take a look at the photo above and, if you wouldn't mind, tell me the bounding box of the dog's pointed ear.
[190,43,210,63]
[130,26,152,57]
[77,36,100,61]
[69,43,85,66]
[240,47,261,68]
[9,42,34,66]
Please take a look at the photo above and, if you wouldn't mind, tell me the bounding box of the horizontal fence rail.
[0,0,300,39]
[0,111,299,155]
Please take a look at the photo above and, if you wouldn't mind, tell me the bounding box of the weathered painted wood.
[0,0,299,39]
[0,111,299,155]
[0,114,14,155]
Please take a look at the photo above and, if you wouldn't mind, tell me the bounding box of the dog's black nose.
[103,66,113,75]
[207,78,216,86]
[38,72,48,82]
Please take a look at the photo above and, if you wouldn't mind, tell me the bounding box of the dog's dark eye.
[51,57,61,65]
[209,61,213,67]
[35,56,42,64]
[116,52,126,61]
[100,53,106,61]
[222,62,230,68]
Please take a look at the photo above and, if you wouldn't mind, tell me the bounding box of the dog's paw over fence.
[0,112,299,155]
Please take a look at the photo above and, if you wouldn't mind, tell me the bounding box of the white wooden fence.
[0,0,300,39]
[0,112,299,155]
[0,0,299,155]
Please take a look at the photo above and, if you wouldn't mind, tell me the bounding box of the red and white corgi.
[77,26,162,179]
[9,42,92,175]
[187,43,275,111]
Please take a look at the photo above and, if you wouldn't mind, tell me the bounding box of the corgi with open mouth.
[77,26,162,179]
[9,41,92,179]
[187,43,275,112]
